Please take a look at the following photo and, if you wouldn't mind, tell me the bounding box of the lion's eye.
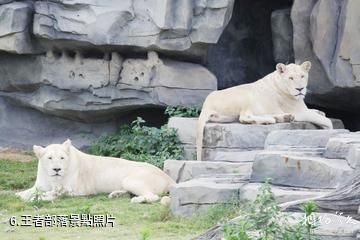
[301,75,304,78]
[60,157,64,160]
[48,156,52,160]
[289,77,294,80]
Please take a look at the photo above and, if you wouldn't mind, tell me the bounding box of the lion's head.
[33,139,72,179]
[275,61,311,100]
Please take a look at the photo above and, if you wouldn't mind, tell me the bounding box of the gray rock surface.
[271,8,294,64]
[0,0,13,4]
[0,1,41,54]
[239,183,330,203]
[170,174,332,217]
[0,97,116,150]
[202,122,313,149]
[202,149,261,162]
[265,129,349,150]
[292,0,360,111]
[164,160,252,183]
[170,174,244,217]
[324,133,360,159]
[33,0,234,53]
[207,0,293,89]
[0,51,217,121]
[347,145,360,169]
[168,118,352,218]
[169,117,344,161]
[250,152,353,189]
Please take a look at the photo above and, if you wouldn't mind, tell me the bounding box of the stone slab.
[325,132,360,159]
[265,129,348,149]
[239,182,331,203]
[250,152,353,189]
[164,160,253,183]
[170,174,244,217]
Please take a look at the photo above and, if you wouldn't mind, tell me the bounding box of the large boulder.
[33,0,234,56]
[0,1,41,54]
[0,51,217,121]
[170,175,244,217]
[250,152,353,189]
[324,133,360,168]
[291,0,360,112]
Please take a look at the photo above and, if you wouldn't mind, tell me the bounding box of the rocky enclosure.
[1,0,360,149]
[166,117,360,239]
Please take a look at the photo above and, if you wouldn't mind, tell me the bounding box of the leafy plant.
[165,105,202,118]
[140,227,151,240]
[224,222,251,240]
[302,201,319,240]
[30,188,47,209]
[75,205,92,215]
[223,180,319,240]
[89,117,183,168]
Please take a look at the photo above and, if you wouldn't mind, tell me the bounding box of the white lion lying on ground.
[197,61,333,160]
[16,139,175,204]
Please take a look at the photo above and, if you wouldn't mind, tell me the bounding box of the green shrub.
[165,105,202,118]
[140,227,151,240]
[89,117,183,168]
[223,180,319,240]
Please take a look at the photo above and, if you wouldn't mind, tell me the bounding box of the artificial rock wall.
[1,0,360,149]
[0,0,234,148]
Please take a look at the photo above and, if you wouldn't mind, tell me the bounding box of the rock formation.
[0,51,217,121]
[0,0,234,147]
[1,0,360,148]
[291,0,360,112]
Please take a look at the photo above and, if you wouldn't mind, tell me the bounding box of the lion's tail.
[196,109,211,161]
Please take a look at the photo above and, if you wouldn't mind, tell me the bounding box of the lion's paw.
[131,196,146,203]
[108,190,129,198]
[284,114,295,122]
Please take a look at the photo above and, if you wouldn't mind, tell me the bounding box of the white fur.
[16,140,175,203]
[197,61,333,161]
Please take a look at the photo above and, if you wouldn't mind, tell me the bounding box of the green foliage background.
[89,117,183,168]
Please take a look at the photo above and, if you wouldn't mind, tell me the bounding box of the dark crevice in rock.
[206,0,294,89]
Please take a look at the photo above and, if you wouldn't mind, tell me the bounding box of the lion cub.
[197,61,333,160]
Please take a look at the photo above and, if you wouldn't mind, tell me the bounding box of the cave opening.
[206,0,294,90]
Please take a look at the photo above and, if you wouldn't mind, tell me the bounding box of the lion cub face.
[276,61,311,100]
[33,140,72,178]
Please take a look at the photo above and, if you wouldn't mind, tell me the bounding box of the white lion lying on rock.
[16,139,175,204]
[197,61,333,161]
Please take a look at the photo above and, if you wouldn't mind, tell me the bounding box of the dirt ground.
[0,148,35,162]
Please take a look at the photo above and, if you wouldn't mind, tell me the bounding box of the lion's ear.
[301,61,311,72]
[276,63,286,74]
[62,139,72,153]
[33,145,45,159]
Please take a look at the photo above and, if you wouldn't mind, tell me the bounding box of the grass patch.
[0,192,235,240]
[0,159,37,190]
[0,159,240,240]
